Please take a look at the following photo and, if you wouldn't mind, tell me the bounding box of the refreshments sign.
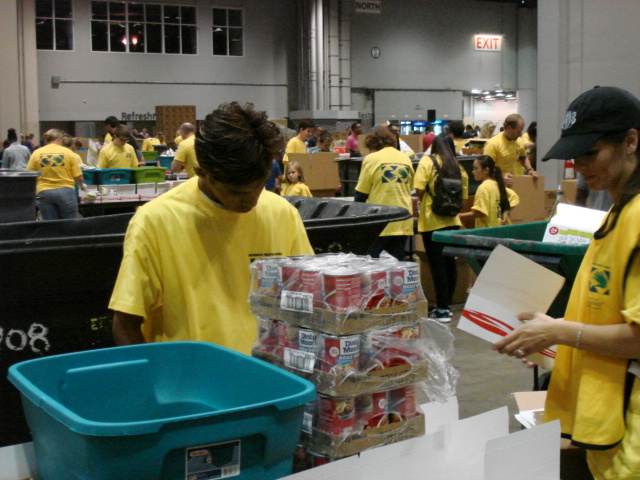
[475,34,503,51]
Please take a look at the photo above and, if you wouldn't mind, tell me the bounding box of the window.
[36,0,73,50]
[91,1,197,54]
[212,7,243,56]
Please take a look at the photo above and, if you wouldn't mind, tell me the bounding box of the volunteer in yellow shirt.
[27,128,84,220]
[483,114,537,186]
[141,132,165,152]
[97,125,139,169]
[460,155,519,228]
[493,86,640,480]
[281,161,312,197]
[110,102,313,356]
[283,119,314,164]
[414,135,469,323]
[355,123,414,261]
[171,123,198,177]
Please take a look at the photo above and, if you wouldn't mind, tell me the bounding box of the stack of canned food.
[250,253,435,467]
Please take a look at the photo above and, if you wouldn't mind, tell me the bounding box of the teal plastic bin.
[81,169,98,185]
[94,168,133,185]
[432,221,589,317]
[158,155,174,170]
[8,341,316,480]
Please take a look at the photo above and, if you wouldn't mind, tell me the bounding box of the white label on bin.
[185,439,241,479]
[280,290,313,313]
[284,348,315,373]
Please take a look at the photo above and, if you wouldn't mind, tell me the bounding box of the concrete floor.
[444,304,536,433]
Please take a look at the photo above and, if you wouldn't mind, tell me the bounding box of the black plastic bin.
[285,196,412,254]
[0,198,407,446]
[0,170,41,223]
[431,222,589,318]
[0,213,133,447]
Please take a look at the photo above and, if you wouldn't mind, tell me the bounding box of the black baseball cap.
[542,86,640,161]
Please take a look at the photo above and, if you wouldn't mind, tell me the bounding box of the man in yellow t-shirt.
[97,125,139,169]
[109,102,313,356]
[141,132,165,152]
[282,119,314,164]
[171,123,198,177]
[483,114,537,186]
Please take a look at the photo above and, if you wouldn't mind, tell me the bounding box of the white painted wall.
[36,0,299,122]
[537,0,640,189]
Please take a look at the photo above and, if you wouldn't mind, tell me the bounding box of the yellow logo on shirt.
[589,266,610,295]
[380,164,411,184]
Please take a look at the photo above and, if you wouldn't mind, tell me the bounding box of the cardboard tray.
[303,413,425,458]
[252,349,429,397]
[249,295,428,335]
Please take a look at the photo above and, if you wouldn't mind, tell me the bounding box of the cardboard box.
[544,190,557,218]
[286,152,340,191]
[249,294,428,336]
[414,251,475,305]
[542,203,607,245]
[562,179,578,204]
[402,134,424,154]
[306,413,425,459]
[510,175,547,224]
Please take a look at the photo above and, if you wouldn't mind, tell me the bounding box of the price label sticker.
[280,290,313,313]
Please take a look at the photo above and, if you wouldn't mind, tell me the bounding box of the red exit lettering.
[475,35,501,51]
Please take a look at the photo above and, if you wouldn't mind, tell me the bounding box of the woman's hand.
[492,312,563,359]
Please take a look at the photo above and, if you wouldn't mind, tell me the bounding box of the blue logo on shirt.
[381,165,410,184]
[589,266,610,295]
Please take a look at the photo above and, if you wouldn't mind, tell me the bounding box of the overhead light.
[471,89,481,94]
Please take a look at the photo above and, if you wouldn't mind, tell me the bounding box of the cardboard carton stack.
[249,253,457,471]
[155,105,196,141]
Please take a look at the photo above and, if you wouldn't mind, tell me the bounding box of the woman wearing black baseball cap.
[494,86,640,479]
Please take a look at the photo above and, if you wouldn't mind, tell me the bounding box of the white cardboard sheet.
[457,244,565,369]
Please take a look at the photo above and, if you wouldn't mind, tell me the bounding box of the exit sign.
[475,35,502,51]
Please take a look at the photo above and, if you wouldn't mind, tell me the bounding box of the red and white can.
[322,268,362,312]
[299,266,323,308]
[298,328,323,369]
[317,395,357,435]
[280,257,301,292]
[321,334,360,374]
[357,391,388,429]
[257,317,279,353]
[255,257,284,296]
[390,261,421,305]
[277,322,298,358]
[387,386,418,422]
[361,267,392,310]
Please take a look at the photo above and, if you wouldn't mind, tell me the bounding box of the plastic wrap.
[250,253,428,335]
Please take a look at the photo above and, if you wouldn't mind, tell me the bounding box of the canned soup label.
[280,290,314,313]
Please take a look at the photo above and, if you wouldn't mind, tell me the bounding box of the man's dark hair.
[195,102,285,186]
[104,116,119,128]
[448,120,465,138]
[7,128,18,142]
[504,114,523,129]
[351,122,362,131]
[298,119,315,131]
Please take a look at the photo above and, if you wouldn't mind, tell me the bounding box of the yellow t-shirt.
[283,136,307,164]
[97,142,138,169]
[141,137,161,152]
[108,178,313,355]
[281,182,312,197]
[453,138,468,154]
[544,195,640,450]
[355,146,414,236]
[472,179,520,228]
[104,132,113,144]
[414,153,469,233]
[174,135,182,145]
[173,135,198,178]
[27,144,82,194]
[483,132,526,176]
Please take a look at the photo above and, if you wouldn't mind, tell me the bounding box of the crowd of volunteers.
[4,83,640,479]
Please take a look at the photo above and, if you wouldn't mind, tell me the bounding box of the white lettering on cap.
[562,111,577,130]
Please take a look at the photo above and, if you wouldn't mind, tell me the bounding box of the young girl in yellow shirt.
[281,161,312,197]
[460,155,519,228]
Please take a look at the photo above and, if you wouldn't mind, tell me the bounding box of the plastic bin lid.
[0,169,41,177]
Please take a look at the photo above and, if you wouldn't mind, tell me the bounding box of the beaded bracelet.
[575,323,587,350]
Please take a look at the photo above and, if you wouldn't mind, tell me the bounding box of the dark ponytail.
[476,155,511,213]
[431,134,461,180]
